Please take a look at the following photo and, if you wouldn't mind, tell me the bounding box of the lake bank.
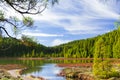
[0,64,45,80]
[58,67,120,80]
[23,64,65,80]
[1,58,120,80]
[0,64,25,70]
[1,57,120,60]
[57,63,120,80]
[58,67,94,80]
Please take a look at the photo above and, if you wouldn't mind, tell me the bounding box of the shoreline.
[8,68,46,80]
[0,64,45,80]
[7,68,45,80]
[1,58,120,80]
[1,57,120,61]
[57,63,93,67]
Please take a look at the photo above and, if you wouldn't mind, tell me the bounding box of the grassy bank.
[57,63,120,80]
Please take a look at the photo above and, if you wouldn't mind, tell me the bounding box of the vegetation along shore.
[0,64,45,80]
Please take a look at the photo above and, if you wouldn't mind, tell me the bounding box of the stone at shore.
[0,69,45,80]
[58,67,120,80]
[58,67,95,80]
[0,64,45,80]
[0,69,22,80]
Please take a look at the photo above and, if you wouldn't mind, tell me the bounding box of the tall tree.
[0,0,58,50]
[93,37,107,75]
[113,38,120,58]
[94,37,106,60]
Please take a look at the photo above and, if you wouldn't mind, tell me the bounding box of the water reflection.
[24,64,65,80]
[0,59,93,80]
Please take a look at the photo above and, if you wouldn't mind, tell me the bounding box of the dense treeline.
[0,30,120,58]
[0,36,51,57]
[53,30,120,58]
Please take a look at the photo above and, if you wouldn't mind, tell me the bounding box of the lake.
[0,58,93,80]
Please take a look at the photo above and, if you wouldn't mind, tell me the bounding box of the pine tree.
[113,38,120,58]
[93,37,113,78]
[32,49,35,57]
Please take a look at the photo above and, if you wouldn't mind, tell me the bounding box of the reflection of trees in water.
[21,60,45,74]
[23,66,41,75]
[48,59,93,64]
[0,59,45,74]
[0,59,93,74]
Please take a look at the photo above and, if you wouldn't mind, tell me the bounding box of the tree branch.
[0,26,14,38]
[4,0,47,15]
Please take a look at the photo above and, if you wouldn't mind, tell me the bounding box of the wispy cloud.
[1,0,120,46]
[29,0,120,34]
[51,39,70,46]
[3,0,120,35]
[22,32,63,37]
[80,0,119,19]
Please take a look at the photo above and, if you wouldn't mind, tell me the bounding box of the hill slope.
[0,30,120,58]
[53,30,120,58]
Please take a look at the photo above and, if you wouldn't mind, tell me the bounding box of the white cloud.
[26,0,120,35]
[70,29,110,35]
[2,0,120,35]
[22,32,63,37]
[51,39,70,46]
[80,0,119,19]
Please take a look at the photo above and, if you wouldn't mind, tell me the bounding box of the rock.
[57,71,66,77]
[77,73,94,80]
[0,69,22,80]
[66,72,75,78]
[38,77,45,80]
[59,67,95,80]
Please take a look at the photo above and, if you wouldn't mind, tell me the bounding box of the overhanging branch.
[4,0,47,15]
[0,26,15,39]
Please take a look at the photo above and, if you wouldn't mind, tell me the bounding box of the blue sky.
[1,0,120,46]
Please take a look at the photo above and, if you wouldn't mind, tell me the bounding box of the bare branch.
[4,0,47,15]
[0,26,14,38]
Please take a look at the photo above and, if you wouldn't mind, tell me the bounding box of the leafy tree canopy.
[0,0,58,38]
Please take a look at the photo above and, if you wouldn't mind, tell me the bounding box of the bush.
[109,68,120,78]
[93,61,120,79]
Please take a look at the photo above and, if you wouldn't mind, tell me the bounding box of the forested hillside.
[53,30,120,58]
[0,36,50,57]
[0,30,120,58]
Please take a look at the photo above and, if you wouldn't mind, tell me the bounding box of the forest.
[0,29,120,58]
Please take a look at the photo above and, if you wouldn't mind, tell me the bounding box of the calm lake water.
[23,64,65,80]
[0,59,93,80]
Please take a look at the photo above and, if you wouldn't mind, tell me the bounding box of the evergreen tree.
[113,38,120,58]
[93,37,108,75]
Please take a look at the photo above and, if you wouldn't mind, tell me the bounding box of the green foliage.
[13,27,19,37]
[93,30,120,79]
[0,37,47,57]
[0,37,3,48]
[94,37,106,59]
[93,37,111,78]
[23,17,34,27]
[31,49,35,57]
[93,60,120,79]
[114,19,120,30]
[0,0,58,39]
[93,61,111,77]
[0,29,120,58]
[0,10,4,20]
[113,38,120,58]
